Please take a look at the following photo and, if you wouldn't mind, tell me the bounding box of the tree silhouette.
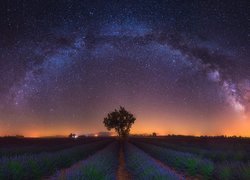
[152,132,157,137]
[103,106,136,139]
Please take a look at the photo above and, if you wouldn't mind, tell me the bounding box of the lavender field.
[0,136,250,180]
[1,0,249,179]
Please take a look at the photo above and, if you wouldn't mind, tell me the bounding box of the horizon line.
[1,133,250,138]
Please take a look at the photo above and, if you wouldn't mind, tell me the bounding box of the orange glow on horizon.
[1,114,250,137]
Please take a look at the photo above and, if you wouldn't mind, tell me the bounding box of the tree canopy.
[103,106,136,138]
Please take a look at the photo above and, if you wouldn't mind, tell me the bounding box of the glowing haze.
[0,0,249,137]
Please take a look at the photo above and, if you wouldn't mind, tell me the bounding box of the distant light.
[94,134,98,137]
[74,135,78,139]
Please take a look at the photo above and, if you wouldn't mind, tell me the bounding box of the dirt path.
[116,145,131,180]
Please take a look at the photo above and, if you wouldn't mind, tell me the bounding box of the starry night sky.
[0,0,249,137]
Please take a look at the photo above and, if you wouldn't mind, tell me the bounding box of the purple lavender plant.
[124,143,183,179]
[0,140,111,179]
[133,141,214,178]
[51,142,119,180]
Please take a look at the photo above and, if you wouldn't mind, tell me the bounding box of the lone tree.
[103,106,136,139]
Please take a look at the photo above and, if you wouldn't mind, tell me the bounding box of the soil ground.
[116,145,131,180]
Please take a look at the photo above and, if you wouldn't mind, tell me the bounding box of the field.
[0,136,250,180]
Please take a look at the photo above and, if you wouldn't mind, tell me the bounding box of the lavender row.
[215,161,250,179]
[134,143,250,179]
[51,142,119,180]
[0,140,111,180]
[135,138,250,162]
[132,141,214,178]
[124,143,183,179]
[0,138,103,157]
